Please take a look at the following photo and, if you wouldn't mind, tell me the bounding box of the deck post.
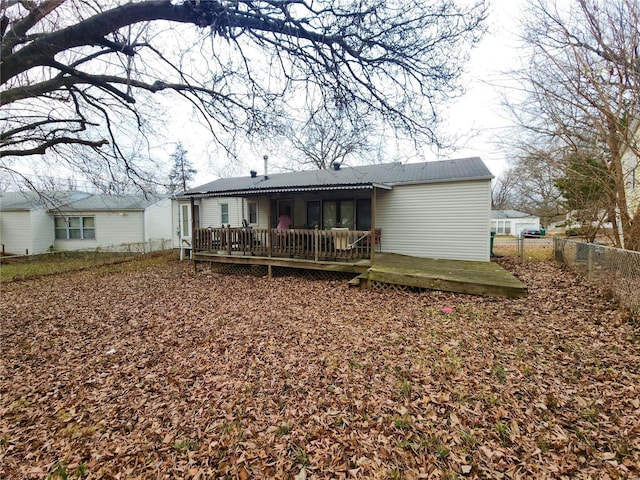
[268,264,273,278]
[267,199,272,257]
[370,186,377,263]
[190,197,196,273]
[226,224,232,255]
[314,225,319,262]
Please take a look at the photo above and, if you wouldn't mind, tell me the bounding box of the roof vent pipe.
[332,162,341,171]
[263,155,269,180]
[250,170,257,178]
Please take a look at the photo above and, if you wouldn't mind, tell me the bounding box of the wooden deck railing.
[193,227,378,261]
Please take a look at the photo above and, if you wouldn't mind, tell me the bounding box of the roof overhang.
[180,182,392,198]
[384,176,494,188]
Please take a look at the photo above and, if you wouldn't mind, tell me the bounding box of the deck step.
[348,272,369,289]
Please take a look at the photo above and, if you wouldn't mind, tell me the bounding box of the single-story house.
[176,157,494,262]
[0,191,173,255]
[491,210,541,236]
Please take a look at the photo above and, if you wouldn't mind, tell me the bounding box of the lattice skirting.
[271,267,354,281]
[199,262,354,281]
[369,280,423,293]
[202,263,268,276]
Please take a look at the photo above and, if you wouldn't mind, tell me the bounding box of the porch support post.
[190,196,196,273]
[370,186,377,263]
[267,196,272,257]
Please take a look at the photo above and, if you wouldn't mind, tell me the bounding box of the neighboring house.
[176,157,494,262]
[0,191,173,255]
[491,210,541,236]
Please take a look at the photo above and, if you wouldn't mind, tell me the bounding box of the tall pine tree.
[167,143,197,193]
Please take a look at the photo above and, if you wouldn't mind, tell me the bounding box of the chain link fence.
[77,238,173,254]
[553,238,640,318]
[1,239,173,262]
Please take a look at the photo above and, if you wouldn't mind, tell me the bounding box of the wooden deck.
[363,253,527,298]
[193,239,527,298]
[193,250,371,274]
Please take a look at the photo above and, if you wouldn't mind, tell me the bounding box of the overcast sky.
[171,0,526,186]
[444,0,524,178]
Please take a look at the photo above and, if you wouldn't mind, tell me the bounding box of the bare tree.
[491,166,519,210]
[1,0,488,191]
[499,153,564,226]
[506,0,640,249]
[277,104,373,170]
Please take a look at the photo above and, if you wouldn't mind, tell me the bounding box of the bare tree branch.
[1,0,487,193]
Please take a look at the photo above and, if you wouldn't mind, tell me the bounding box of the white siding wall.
[54,211,145,251]
[144,198,173,241]
[0,211,32,255]
[199,197,244,228]
[376,180,491,262]
[30,209,54,254]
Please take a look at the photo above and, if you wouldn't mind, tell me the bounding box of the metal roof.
[182,157,492,197]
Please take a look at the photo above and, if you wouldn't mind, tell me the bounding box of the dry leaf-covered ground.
[1,253,639,479]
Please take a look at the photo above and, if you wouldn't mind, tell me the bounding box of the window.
[356,199,371,230]
[181,205,189,236]
[306,201,321,228]
[220,203,229,225]
[55,216,95,240]
[492,220,511,235]
[193,204,200,230]
[248,202,258,224]
[322,200,354,229]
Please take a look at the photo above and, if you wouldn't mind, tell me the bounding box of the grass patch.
[292,446,310,466]
[393,415,412,430]
[275,424,291,436]
[493,243,554,261]
[173,438,198,454]
[0,250,175,282]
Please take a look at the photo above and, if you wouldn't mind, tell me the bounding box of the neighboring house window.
[248,202,258,224]
[220,203,229,225]
[492,220,511,235]
[55,216,95,240]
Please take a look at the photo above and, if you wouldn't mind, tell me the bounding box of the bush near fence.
[553,238,640,319]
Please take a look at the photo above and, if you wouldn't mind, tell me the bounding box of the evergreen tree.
[167,143,197,193]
